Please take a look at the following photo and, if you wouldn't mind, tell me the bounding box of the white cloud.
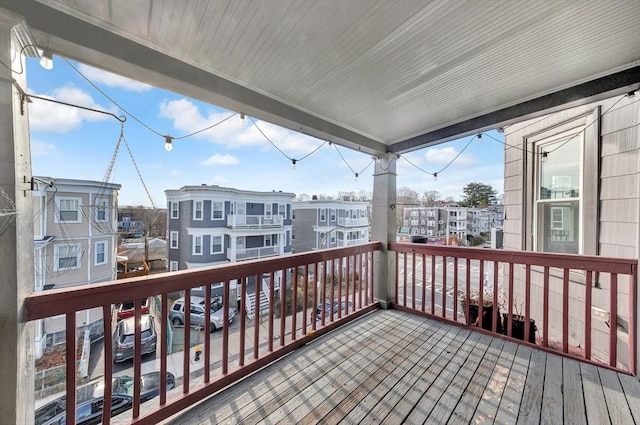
[30,140,59,157]
[200,154,239,166]
[77,64,152,92]
[158,99,325,154]
[28,85,110,133]
[425,146,475,165]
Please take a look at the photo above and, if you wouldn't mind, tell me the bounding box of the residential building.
[400,206,494,243]
[292,199,370,253]
[165,185,295,311]
[32,177,120,357]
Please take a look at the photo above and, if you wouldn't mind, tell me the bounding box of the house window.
[193,201,203,220]
[193,235,203,255]
[330,209,336,221]
[211,236,223,254]
[330,234,336,244]
[95,198,108,222]
[170,202,179,219]
[278,204,286,217]
[526,109,598,255]
[54,244,81,271]
[94,241,107,265]
[170,231,179,249]
[265,204,272,217]
[319,209,326,221]
[56,197,81,223]
[212,202,223,219]
[169,261,178,272]
[265,235,272,246]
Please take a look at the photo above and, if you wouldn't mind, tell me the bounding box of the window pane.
[537,201,579,254]
[539,137,580,200]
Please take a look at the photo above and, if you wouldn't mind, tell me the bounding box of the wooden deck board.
[161,310,640,425]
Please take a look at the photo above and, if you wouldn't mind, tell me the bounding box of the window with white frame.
[212,202,224,219]
[95,198,108,222]
[193,201,203,220]
[265,203,272,217]
[170,202,179,219]
[278,204,286,217]
[265,235,272,246]
[319,209,326,221]
[169,261,178,272]
[94,241,107,265]
[54,243,82,271]
[330,234,336,244]
[330,209,336,221]
[193,235,203,255]
[211,236,223,254]
[170,231,179,249]
[526,109,598,255]
[56,197,81,223]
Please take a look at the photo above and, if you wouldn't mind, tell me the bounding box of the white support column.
[371,153,397,308]
[0,15,36,425]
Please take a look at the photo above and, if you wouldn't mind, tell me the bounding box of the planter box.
[502,314,536,344]
[465,304,503,334]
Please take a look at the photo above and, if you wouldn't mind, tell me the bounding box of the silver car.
[113,314,157,362]
[169,297,235,331]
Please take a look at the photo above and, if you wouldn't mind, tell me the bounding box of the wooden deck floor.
[165,309,640,425]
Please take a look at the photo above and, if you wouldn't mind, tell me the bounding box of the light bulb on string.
[477,134,482,142]
[354,173,359,181]
[39,49,53,70]
[433,172,438,181]
[291,159,297,170]
[240,113,246,126]
[541,151,548,163]
[164,135,173,152]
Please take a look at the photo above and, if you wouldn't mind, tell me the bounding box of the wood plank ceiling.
[3,0,640,155]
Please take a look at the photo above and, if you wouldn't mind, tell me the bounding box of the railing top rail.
[389,242,637,275]
[24,242,381,321]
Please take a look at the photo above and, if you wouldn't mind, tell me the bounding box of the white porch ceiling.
[3,0,640,155]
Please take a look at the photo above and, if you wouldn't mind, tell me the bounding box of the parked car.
[92,372,175,402]
[113,314,157,362]
[117,298,150,320]
[314,301,353,321]
[35,394,132,425]
[169,297,235,330]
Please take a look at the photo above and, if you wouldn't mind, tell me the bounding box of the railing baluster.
[431,255,436,315]
[442,256,447,319]
[321,261,327,325]
[585,271,593,361]
[133,298,142,417]
[411,253,416,311]
[312,264,318,331]
[453,257,458,322]
[239,277,246,365]
[183,288,190,393]
[421,254,426,313]
[329,260,336,322]
[268,271,275,351]
[254,274,260,359]
[563,268,569,354]
[280,267,286,346]
[369,252,374,305]
[357,254,363,309]
[291,266,298,340]
[101,305,113,425]
[160,293,168,404]
[65,313,77,425]
[223,280,230,374]
[403,252,408,307]
[629,268,637,375]
[395,251,399,306]
[479,260,485,328]
[543,266,550,347]
[204,285,211,381]
[350,254,355,312]
[493,261,498,333]
[302,264,309,334]
[465,258,471,325]
[525,264,532,344]
[610,273,618,368]
[337,258,343,319]
[507,263,514,338]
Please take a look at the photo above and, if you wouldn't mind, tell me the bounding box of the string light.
[291,159,297,170]
[477,134,482,142]
[540,151,548,162]
[433,172,438,181]
[39,48,53,70]
[164,135,173,152]
[354,173,359,181]
[240,113,246,125]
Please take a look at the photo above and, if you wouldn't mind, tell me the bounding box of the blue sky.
[26,57,505,207]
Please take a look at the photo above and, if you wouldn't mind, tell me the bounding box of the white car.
[169,297,235,331]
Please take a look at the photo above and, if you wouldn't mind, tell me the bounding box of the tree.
[460,182,497,207]
[421,190,441,206]
[294,193,311,201]
[395,187,420,230]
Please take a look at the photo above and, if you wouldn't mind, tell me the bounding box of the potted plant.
[459,289,503,334]
[502,301,536,343]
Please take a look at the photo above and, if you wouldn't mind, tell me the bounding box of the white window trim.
[55,197,82,224]
[170,202,179,219]
[169,261,178,272]
[54,243,82,271]
[211,235,223,254]
[211,201,224,220]
[193,235,203,255]
[95,198,109,222]
[319,209,326,221]
[193,201,203,221]
[94,240,107,266]
[170,231,179,249]
[278,204,286,217]
[330,209,336,221]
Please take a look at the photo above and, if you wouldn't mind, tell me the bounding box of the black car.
[35,394,132,425]
[92,372,176,402]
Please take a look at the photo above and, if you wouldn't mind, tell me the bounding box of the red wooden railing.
[25,243,380,425]
[389,242,637,374]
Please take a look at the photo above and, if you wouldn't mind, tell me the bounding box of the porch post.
[371,153,397,308]
[0,13,36,425]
